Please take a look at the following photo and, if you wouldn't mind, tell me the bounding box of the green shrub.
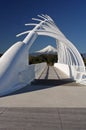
[29,54,58,66]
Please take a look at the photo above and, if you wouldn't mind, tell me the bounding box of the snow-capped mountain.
[31,45,57,55]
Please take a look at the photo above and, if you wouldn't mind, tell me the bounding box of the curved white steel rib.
[17,14,85,68]
[0,14,86,96]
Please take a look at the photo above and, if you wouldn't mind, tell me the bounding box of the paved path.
[0,66,85,108]
[0,108,86,130]
[39,66,68,79]
[0,66,86,129]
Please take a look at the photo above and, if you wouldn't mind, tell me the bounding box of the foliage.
[83,58,86,66]
[0,53,2,57]
[0,52,86,66]
[81,54,86,66]
[29,54,86,66]
[29,54,58,65]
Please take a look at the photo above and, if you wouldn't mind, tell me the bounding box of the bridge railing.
[18,62,47,85]
[73,66,86,85]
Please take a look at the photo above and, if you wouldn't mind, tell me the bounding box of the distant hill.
[82,53,86,59]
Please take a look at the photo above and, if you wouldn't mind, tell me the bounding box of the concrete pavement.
[0,66,85,107]
[0,66,86,130]
[0,108,86,130]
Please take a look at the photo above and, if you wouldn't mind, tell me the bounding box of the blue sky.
[0,0,86,53]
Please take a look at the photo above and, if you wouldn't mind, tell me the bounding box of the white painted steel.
[17,15,85,68]
[0,14,86,96]
[0,60,47,96]
[16,14,86,83]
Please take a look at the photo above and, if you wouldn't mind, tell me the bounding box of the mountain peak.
[36,45,57,55]
[45,45,55,49]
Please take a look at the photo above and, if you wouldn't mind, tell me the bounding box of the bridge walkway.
[39,66,69,80]
[33,65,74,86]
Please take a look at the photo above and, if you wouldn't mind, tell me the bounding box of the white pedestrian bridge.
[0,14,86,96]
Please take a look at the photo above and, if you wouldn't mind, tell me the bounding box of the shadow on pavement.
[2,78,76,97]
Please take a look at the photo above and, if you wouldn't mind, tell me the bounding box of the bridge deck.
[34,66,73,86]
[39,66,69,79]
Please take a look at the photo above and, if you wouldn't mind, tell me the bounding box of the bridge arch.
[17,14,85,76]
[0,14,86,96]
